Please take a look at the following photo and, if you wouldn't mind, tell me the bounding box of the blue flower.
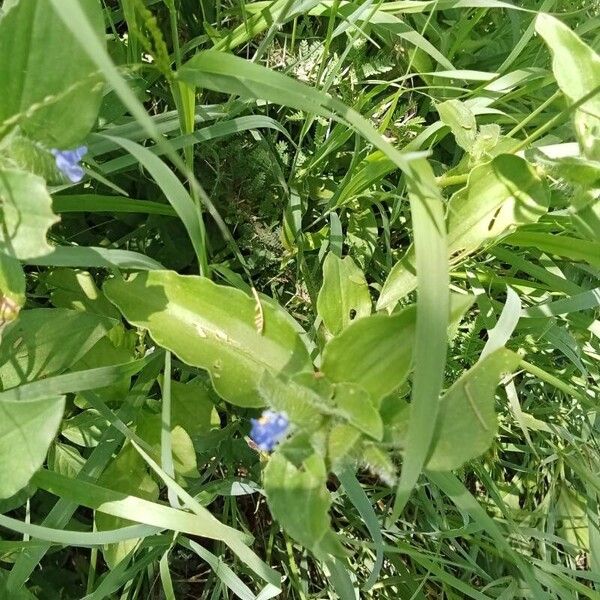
[250,410,289,452]
[51,146,88,183]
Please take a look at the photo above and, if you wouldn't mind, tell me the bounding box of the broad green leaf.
[378,155,549,309]
[332,383,382,441]
[0,252,25,325]
[541,155,600,187]
[572,188,600,242]
[0,169,59,259]
[136,411,198,479]
[0,130,59,182]
[167,379,219,439]
[0,308,113,389]
[536,14,600,160]
[447,155,549,259]
[69,334,135,405]
[258,371,325,431]
[317,253,371,335]
[45,269,120,319]
[0,0,104,146]
[426,349,521,471]
[437,99,477,153]
[327,423,361,469]
[95,444,159,569]
[0,395,65,498]
[322,294,474,407]
[49,442,85,479]
[263,452,336,555]
[321,307,416,408]
[61,409,107,448]
[104,271,312,407]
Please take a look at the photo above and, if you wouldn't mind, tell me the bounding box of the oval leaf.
[104,271,312,407]
[378,154,549,309]
[0,169,59,259]
[535,14,600,160]
[426,348,521,471]
[0,0,104,146]
[0,395,65,499]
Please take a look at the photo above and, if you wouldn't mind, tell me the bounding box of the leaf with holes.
[317,252,371,335]
[378,155,549,309]
[104,271,312,407]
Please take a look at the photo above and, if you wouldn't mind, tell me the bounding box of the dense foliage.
[0,0,599,598]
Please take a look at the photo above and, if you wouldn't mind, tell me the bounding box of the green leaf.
[136,411,198,480]
[178,50,423,171]
[258,371,325,431]
[321,307,416,408]
[28,245,165,271]
[391,156,449,519]
[321,294,474,407]
[0,308,113,389]
[102,136,208,274]
[0,395,65,499]
[426,349,521,471]
[361,444,397,487]
[327,423,361,469]
[69,334,135,404]
[317,253,371,335]
[378,155,549,308]
[263,452,338,555]
[332,383,382,441]
[95,444,159,569]
[49,442,85,479]
[0,169,59,259]
[437,99,477,153]
[44,269,120,319]
[504,231,600,268]
[447,155,549,260]
[557,485,589,551]
[61,409,107,448]
[104,270,312,407]
[0,570,35,600]
[167,379,218,439]
[0,0,104,146]
[535,13,600,160]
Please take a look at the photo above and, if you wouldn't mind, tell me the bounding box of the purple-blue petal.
[63,163,85,183]
[51,146,88,183]
[73,146,88,161]
[250,410,289,452]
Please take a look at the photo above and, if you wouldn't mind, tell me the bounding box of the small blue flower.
[51,146,88,183]
[250,410,289,452]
